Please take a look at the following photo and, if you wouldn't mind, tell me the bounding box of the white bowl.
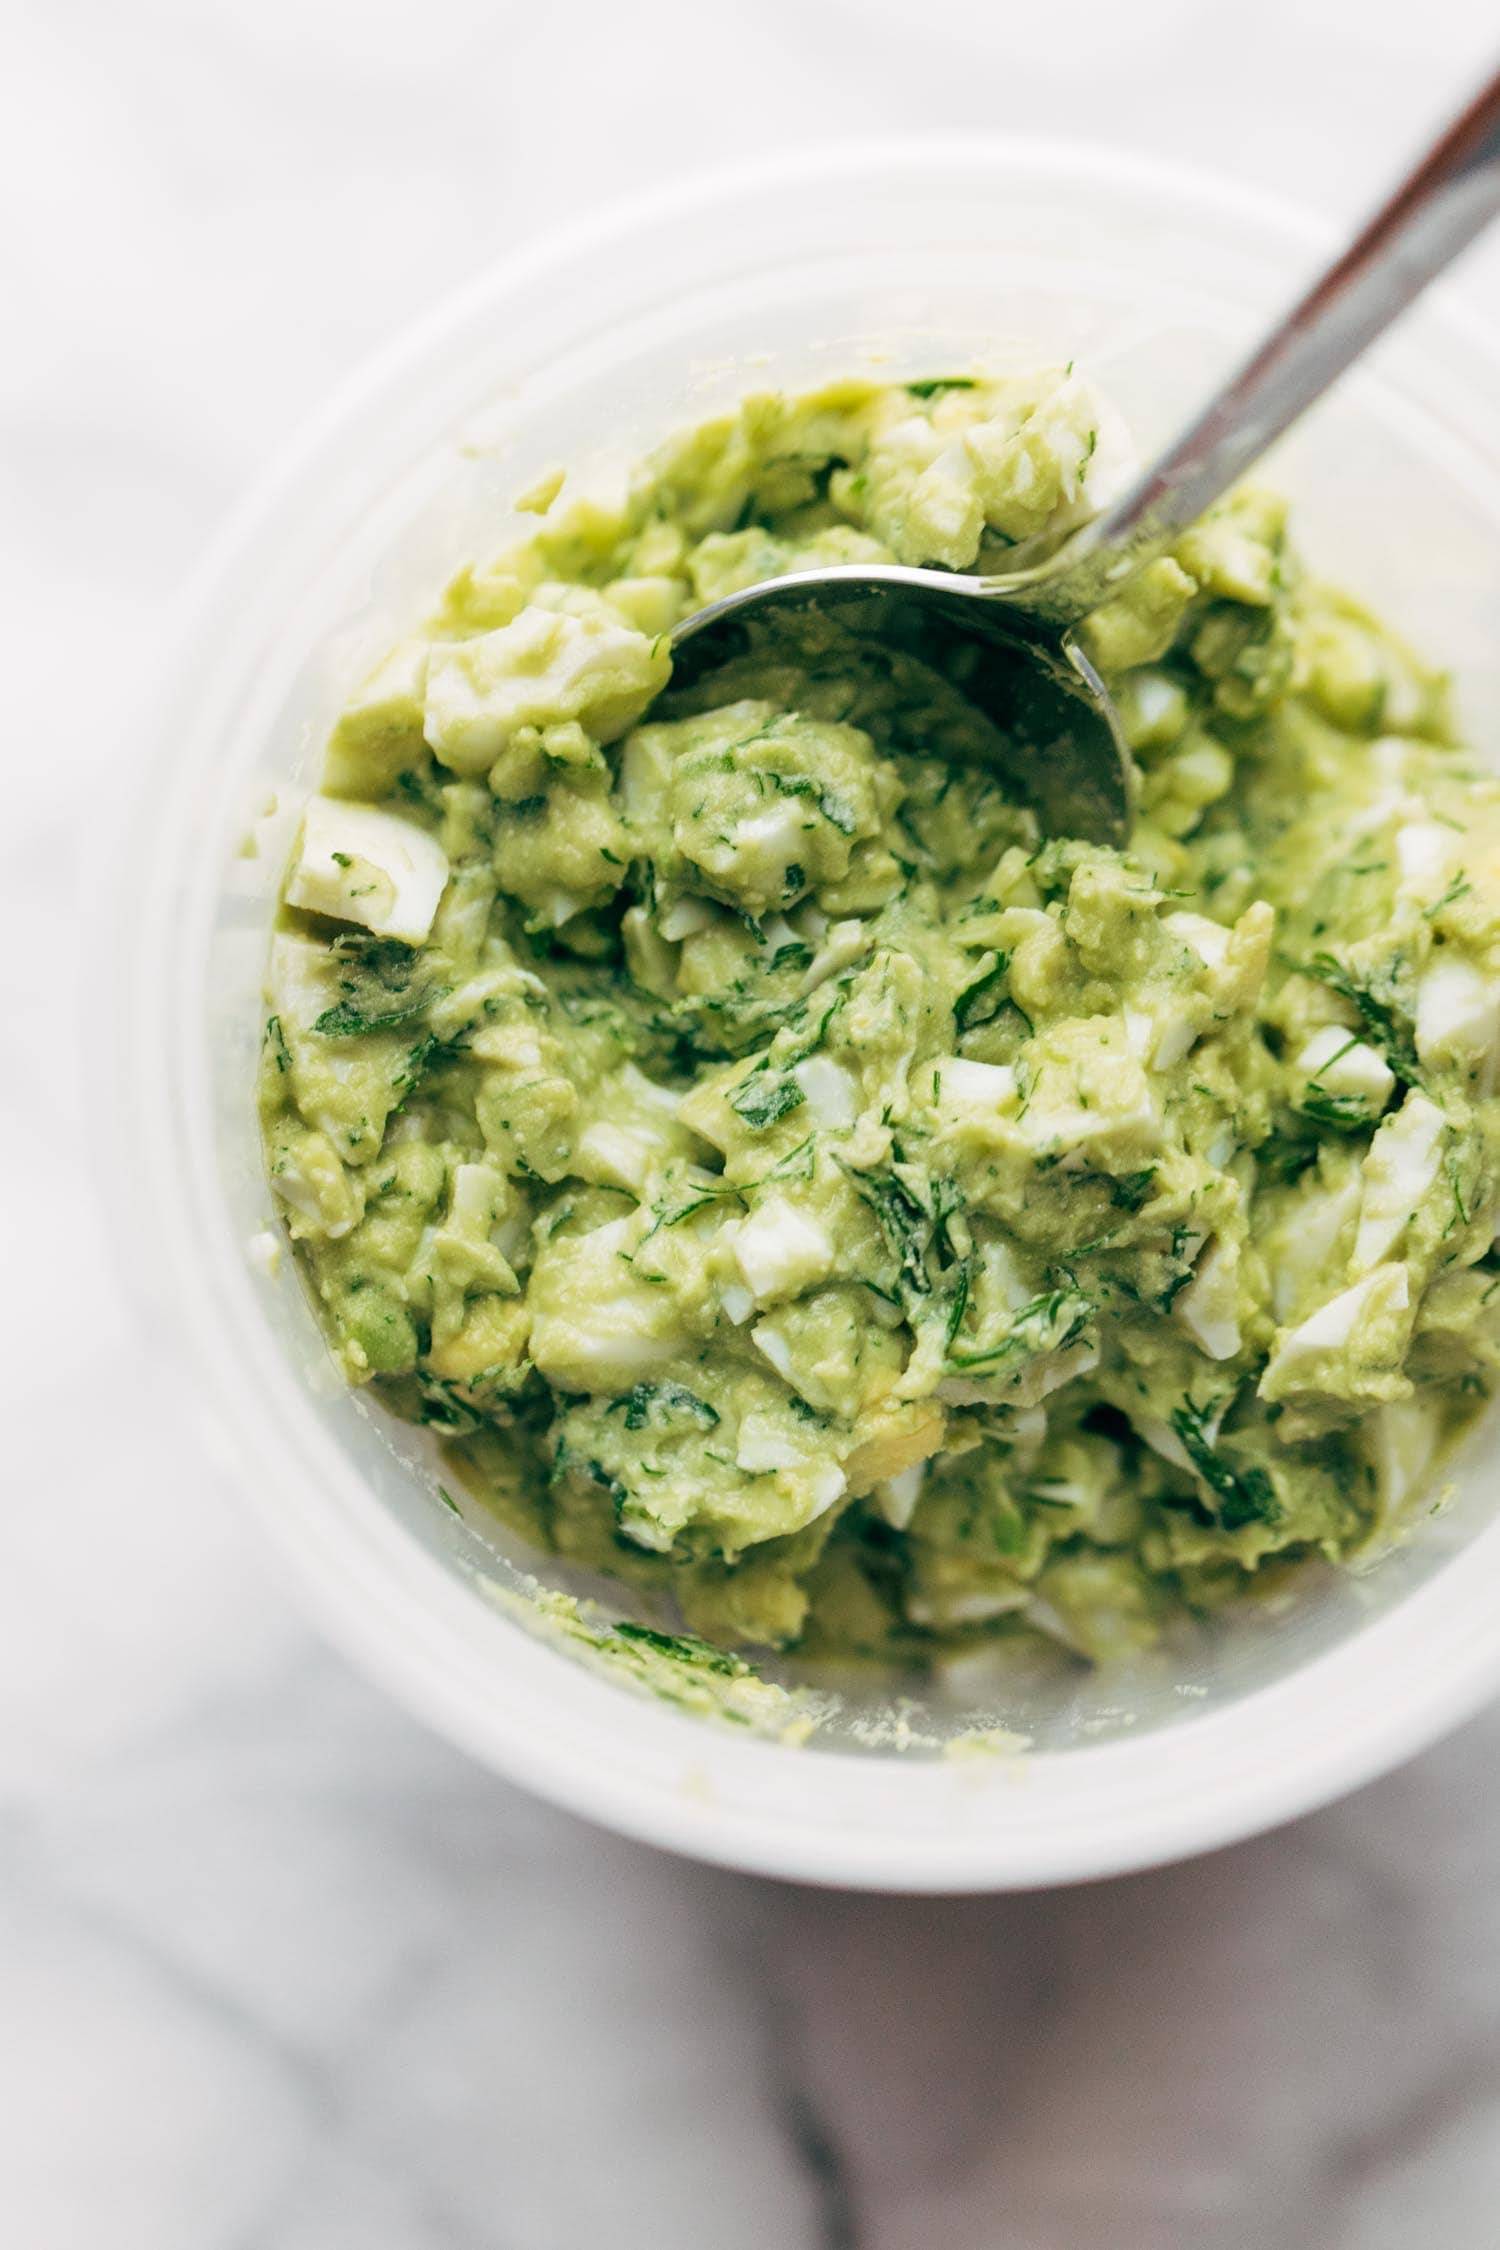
[106,139,1500,1891]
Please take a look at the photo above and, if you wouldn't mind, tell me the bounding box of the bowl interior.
[117,143,1500,1879]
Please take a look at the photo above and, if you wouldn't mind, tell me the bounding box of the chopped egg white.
[936,1058,1018,1114]
[1296,1026,1396,1107]
[735,1415,804,1474]
[1164,910,1232,972]
[1353,1093,1446,1272]
[285,798,450,945]
[1416,956,1500,1082]
[1262,1263,1410,1389]
[659,895,716,941]
[733,1196,834,1305]
[1175,1236,1242,1361]
[1395,820,1457,891]
[574,1121,659,1195]
[874,1463,926,1530]
[793,1054,858,1128]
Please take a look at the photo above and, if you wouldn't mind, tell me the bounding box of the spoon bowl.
[667,559,1135,845]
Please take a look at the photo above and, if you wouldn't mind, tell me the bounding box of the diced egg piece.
[732,1195,834,1305]
[807,1463,848,1519]
[659,894,716,941]
[1395,820,1457,892]
[468,1020,545,1068]
[793,1054,858,1128]
[935,1058,1018,1115]
[246,1228,283,1278]
[1122,1007,1153,1061]
[269,1129,364,1239]
[1415,956,1500,1079]
[909,1585,1028,1628]
[1261,1263,1410,1389]
[751,1319,796,1385]
[874,1463,926,1530]
[1271,1174,1362,1321]
[1363,1395,1444,1521]
[1164,910,1232,973]
[1135,1414,1201,1475]
[1019,1057,1159,1165]
[574,1067,683,1191]
[801,918,871,994]
[574,1121,659,1195]
[1295,1025,1396,1107]
[1126,987,1193,1072]
[528,1217,680,1391]
[729,800,807,893]
[735,1414,804,1474]
[1353,1092,1445,1271]
[423,603,666,770]
[1175,1236,1242,1361]
[720,1281,755,1326]
[285,798,450,945]
[1150,1011,1196,1073]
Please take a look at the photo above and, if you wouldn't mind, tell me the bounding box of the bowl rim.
[106,132,1500,1892]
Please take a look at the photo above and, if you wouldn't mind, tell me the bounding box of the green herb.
[264,1014,291,1073]
[730,1074,805,1129]
[331,850,352,868]
[1446,1153,1472,1236]
[639,1186,741,1241]
[608,1381,720,1431]
[944,1258,972,1344]
[1170,1401,1278,1530]
[315,989,433,1038]
[1259,1127,1319,1183]
[1296,952,1423,1086]
[1107,1167,1157,1212]
[612,1622,743,1677]
[844,1166,934,1297]
[314,933,439,1038]
[906,376,978,399]
[946,1287,1093,1372]
[394,1030,462,1095]
[394,769,435,810]
[954,953,1009,1033]
[415,1380,484,1435]
[588,1458,628,1510]
[1296,1088,1376,1132]
[1423,871,1471,921]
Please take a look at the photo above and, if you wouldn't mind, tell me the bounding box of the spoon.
[669,68,1500,846]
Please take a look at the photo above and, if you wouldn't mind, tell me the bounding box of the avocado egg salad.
[259,366,1500,1670]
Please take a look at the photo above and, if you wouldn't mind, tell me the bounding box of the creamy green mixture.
[259,367,1500,1666]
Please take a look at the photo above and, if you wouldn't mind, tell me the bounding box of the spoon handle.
[1015,63,1500,623]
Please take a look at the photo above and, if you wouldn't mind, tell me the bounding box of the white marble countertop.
[8,2,1500,2242]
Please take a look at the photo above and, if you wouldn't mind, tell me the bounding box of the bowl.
[105,138,1500,1890]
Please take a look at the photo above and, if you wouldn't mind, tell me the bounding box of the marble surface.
[8,2,1500,2242]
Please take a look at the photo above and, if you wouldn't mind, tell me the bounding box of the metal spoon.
[670,68,1500,846]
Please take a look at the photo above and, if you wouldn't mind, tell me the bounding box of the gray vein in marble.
[753,1921,860,2250]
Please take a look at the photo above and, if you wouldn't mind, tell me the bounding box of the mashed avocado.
[259,366,1500,1667]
